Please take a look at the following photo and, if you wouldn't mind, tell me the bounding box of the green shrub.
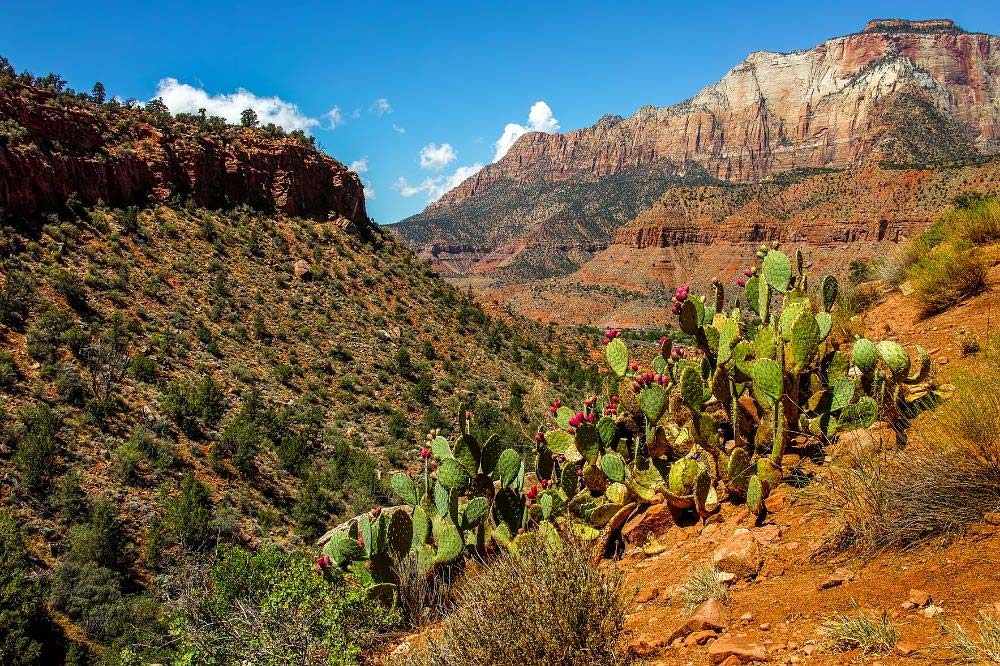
[50,267,86,308]
[162,472,213,549]
[0,268,35,328]
[161,375,227,437]
[173,543,398,665]
[127,354,157,382]
[0,349,18,387]
[54,363,86,405]
[25,307,77,362]
[214,414,266,477]
[0,512,49,665]
[13,403,61,493]
[64,497,127,568]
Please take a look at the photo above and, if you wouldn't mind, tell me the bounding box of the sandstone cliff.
[0,80,367,222]
[393,18,1000,282]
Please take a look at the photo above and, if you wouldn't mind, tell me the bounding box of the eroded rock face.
[0,82,368,223]
[394,19,1000,288]
[438,20,997,206]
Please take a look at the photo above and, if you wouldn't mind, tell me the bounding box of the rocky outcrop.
[0,81,367,222]
[434,18,998,208]
[394,18,1000,285]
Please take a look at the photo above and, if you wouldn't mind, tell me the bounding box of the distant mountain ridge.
[392,18,1000,282]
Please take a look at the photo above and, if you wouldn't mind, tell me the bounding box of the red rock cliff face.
[0,82,367,222]
[431,20,1000,209]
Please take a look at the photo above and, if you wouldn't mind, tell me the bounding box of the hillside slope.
[0,69,596,662]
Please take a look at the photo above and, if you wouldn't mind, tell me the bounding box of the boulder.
[712,528,763,579]
[666,598,727,643]
[827,422,897,463]
[622,503,674,545]
[708,636,768,664]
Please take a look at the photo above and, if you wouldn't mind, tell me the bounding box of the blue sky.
[3,1,999,224]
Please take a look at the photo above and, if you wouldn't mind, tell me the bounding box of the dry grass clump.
[875,195,998,315]
[408,532,632,666]
[947,196,1000,246]
[942,611,1000,663]
[392,551,460,629]
[808,342,1000,554]
[905,241,987,316]
[820,604,898,654]
[678,562,729,611]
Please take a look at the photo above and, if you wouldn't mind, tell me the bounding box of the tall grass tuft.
[905,241,987,316]
[820,604,898,654]
[942,611,1000,663]
[678,562,729,611]
[408,532,632,666]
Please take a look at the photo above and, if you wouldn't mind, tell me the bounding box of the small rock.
[719,657,742,666]
[389,641,412,659]
[984,512,1000,526]
[908,589,931,608]
[895,641,917,657]
[716,571,738,586]
[901,601,917,611]
[687,629,718,646]
[899,281,915,296]
[758,623,771,632]
[667,598,727,643]
[754,524,781,544]
[708,636,768,664]
[818,567,854,590]
[634,587,658,604]
[713,528,764,579]
[922,603,944,618]
[763,494,786,513]
[292,259,312,279]
[740,613,754,624]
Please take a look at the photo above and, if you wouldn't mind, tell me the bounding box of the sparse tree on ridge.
[91,81,106,104]
[240,108,258,128]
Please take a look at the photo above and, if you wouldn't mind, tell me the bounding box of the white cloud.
[352,108,361,119]
[323,106,343,129]
[419,143,457,171]
[349,157,368,174]
[363,182,375,200]
[371,98,392,115]
[153,78,318,132]
[393,163,483,202]
[492,100,560,161]
[392,123,406,134]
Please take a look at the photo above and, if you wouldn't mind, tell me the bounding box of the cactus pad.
[640,384,668,423]
[544,429,573,455]
[763,250,792,293]
[438,458,471,492]
[821,275,839,312]
[391,473,419,507]
[496,448,521,487]
[852,338,878,374]
[600,452,627,483]
[433,519,463,564]
[575,422,600,463]
[876,340,910,378]
[606,337,629,377]
[680,366,706,413]
[752,358,783,407]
